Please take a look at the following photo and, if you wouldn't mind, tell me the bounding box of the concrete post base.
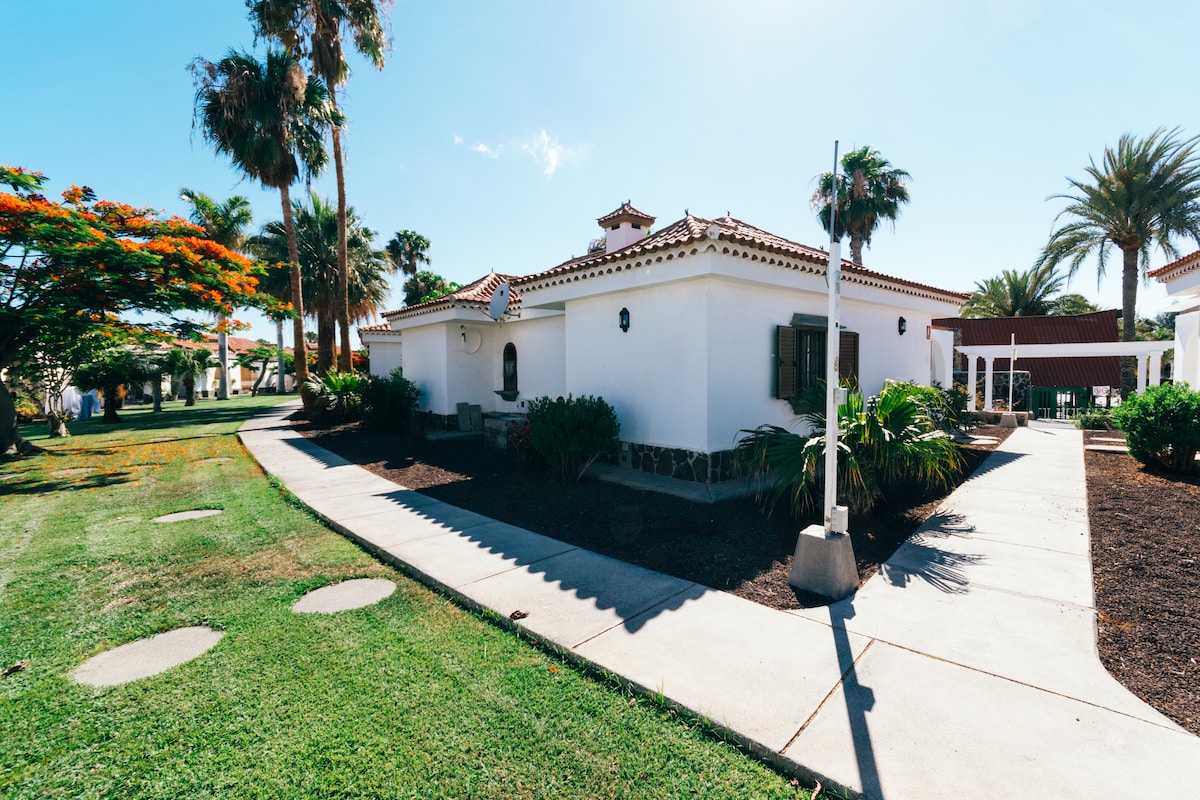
[788,523,858,600]
[1000,412,1018,428]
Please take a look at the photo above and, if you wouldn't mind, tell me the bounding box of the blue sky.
[5,0,1200,342]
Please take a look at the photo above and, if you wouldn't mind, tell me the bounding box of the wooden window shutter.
[839,330,859,387]
[776,325,797,399]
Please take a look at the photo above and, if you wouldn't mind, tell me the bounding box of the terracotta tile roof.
[357,322,393,332]
[932,310,1122,388]
[1149,249,1200,282]
[382,272,522,319]
[514,212,969,305]
[597,201,656,227]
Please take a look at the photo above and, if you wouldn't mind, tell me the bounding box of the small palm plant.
[737,381,963,515]
[304,370,363,422]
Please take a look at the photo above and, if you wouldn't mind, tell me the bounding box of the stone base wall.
[420,411,459,431]
[611,441,737,484]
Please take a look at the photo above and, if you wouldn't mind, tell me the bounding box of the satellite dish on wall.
[487,282,511,321]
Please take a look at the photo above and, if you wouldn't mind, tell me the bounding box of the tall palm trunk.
[280,182,310,399]
[276,318,287,393]
[317,304,336,375]
[1120,245,1140,398]
[848,235,865,265]
[101,386,120,423]
[331,94,353,373]
[217,318,229,400]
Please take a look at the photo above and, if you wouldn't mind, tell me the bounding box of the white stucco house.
[1151,251,1200,387]
[361,202,967,483]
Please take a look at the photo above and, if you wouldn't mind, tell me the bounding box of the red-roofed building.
[362,203,967,483]
[932,310,1123,389]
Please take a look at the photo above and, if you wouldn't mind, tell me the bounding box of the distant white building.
[361,202,967,483]
[1151,251,1200,387]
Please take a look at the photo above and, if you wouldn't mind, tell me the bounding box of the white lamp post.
[788,141,857,599]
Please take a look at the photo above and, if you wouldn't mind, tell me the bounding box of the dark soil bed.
[297,419,1008,609]
[1083,430,1200,735]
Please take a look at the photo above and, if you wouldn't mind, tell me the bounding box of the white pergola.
[958,341,1176,412]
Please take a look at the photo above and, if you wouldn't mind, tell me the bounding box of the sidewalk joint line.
[571,583,701,649]
[866,640,1187,734]
[783,638,878,753]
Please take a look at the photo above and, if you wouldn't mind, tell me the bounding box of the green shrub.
[304,371,364,423]
[13,393,40,423]
[360,369,423,435]
[1111,382,1200,473]
[526,394,620,481]
[886,380,962,432]
[1075,410,1113,430]
[737,380,963,515]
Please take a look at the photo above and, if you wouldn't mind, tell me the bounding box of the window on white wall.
[502,343,518,393]
[775,325,859,399]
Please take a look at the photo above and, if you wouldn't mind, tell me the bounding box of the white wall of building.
[703,274,947,453]
[390,324,448,413]
[366,337,403,378]
[1176,310,1200,387]
[564,279,711,452]
[492,314,566,413]
[931,328,955,387]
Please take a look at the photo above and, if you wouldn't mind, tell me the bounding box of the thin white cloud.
[521,129,571,177]
[453,129,578,175]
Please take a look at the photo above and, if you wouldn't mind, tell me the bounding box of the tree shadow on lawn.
[0,468,146,496]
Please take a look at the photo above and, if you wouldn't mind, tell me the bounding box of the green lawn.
[0,396,807,799]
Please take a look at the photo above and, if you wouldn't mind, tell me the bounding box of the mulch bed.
[299,418,1198,733]
[1083,430,1200,735]
[296,419,1007,610]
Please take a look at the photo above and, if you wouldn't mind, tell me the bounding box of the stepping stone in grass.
[50,467,97,477]
[152,509,223,523]
[1085,444,1129,453]
[73,626,225,687]
[1090,437,1126,443]
[194,457,233,464]
[292,578,396,614]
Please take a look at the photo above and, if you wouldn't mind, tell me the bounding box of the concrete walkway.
[239,405,1200,799]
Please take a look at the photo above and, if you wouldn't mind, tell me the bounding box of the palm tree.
[386,230,432,277]
[179,189,253,400]
[191,48,341,399]
[162,347,217,406]
[253,192,393,374]
[249,0,390,375]
[1037,128,1200,395]
[402,270,456,306]
[812,145,911,265]
[962,264,1099,318]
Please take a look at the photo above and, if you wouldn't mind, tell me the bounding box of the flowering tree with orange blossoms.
[0,166,288,455]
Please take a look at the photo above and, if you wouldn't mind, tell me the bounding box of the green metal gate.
[1031,387,1091,420]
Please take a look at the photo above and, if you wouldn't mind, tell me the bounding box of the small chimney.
[597,200,655,254]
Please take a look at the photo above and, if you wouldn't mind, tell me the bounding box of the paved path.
[239,406,1199,799]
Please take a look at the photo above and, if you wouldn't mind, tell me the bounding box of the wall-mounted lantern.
[619,307,631,332]
[898,316,907,336]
